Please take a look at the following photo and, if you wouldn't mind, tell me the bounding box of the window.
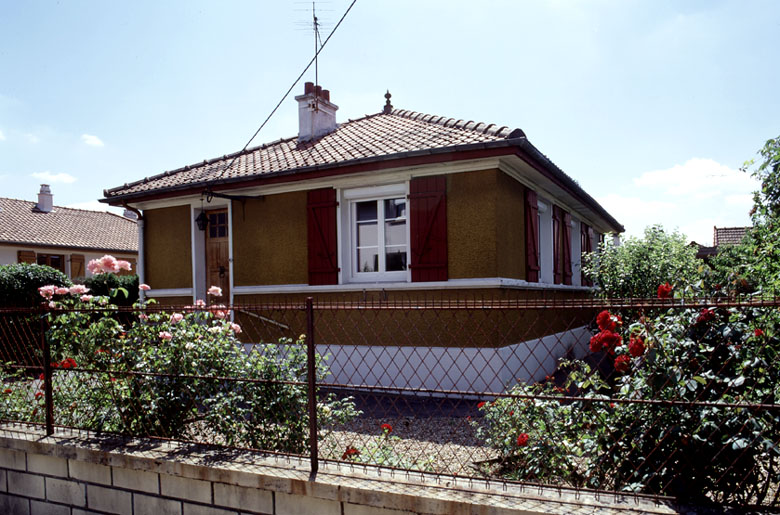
[343,184,409,282]
[37,254,65,273]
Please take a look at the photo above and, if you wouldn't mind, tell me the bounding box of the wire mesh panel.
[1,297,779,508]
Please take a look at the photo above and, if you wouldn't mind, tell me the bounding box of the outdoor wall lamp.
[196,198,209,231]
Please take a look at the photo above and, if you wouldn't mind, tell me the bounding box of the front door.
[205,209,230,304]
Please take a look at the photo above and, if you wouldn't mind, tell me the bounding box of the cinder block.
[275,491,340,515]
[183,503,238,515]
[0,448,27,471]
[8,471,45,499]
[46,477,86,507]
[113,467,159,494]
[213,483,272,513]
[69,461,111,485]
[134,493,181,515]
[28,455,68,478]
[31,499,70,515]
[161,474,212,504]
[343,503,417,515]
[86,484,131,515]
[0,493,30,515]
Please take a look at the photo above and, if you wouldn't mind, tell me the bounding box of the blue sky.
[1,0,778,245]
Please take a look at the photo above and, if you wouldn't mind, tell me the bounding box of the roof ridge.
[389,108,524,139]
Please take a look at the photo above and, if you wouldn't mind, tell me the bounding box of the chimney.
[294,81,339,141]
[35,184,53,213]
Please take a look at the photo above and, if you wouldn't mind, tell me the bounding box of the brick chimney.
[35,184,53,213]
[294,82,338,141]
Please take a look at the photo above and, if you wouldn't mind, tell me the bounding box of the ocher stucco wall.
[496,172,526,280]
[144,206,192,289]
[231,192,308,287]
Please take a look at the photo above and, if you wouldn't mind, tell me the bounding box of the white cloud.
[31,171,77,184]
[26,133,39,144]
[81,134,104,147]
[633,158,754,200]
[0,130,5,141]
[600,158,759,245]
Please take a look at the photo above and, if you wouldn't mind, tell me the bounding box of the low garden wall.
[0,424,676,515]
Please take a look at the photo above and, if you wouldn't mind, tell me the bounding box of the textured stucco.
[144,206,192,289]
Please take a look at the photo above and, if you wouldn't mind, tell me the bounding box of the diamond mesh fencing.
[1,297,779,507]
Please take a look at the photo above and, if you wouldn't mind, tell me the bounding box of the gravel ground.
[320,415,498,476]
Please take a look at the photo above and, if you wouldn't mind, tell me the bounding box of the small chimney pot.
[322,89,330,101]
[294,83,339,141]
[304,82,315,94]
[36,184,53,213]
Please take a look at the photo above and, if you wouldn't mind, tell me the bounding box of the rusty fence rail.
[1,296,780,508]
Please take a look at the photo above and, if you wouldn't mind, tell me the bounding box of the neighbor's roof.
[103,107,623,232]
[714,226,748,246]
[0,197,138,253]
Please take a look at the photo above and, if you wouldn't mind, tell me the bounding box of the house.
[693,226,749,260]
[102,84,623,391]
[0,185,138,278]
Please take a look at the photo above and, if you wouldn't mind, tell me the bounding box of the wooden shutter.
[524,188,540,283]
[581,222,593,286]
[552,206,562,284]
[307,188,339,285]
[409,176,448,282]
[70,254,85,278]
[562,212,572,285]
[17,250,36,264]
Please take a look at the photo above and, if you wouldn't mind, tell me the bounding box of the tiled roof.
[103,109,523,199]
[0,198,138,253]
[714,226,748,246]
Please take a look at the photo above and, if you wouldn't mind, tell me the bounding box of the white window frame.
[340,183,411,283]
[537,198,553,284]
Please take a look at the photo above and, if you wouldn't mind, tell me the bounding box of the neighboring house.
[102,84,623,391]
[0,185,138,279]
[693,226,749,259]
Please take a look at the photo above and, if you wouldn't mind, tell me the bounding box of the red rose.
[755,328,765,337]
[380,423,393,433]
[596,310,616,332]
[601,331,622,355]
[517,433,530,447]
[3,388,12,394]
[628,336,645,357]
[341,446,360,460]
[614,355,631,373]
[657,282,673,299]
[696,309,716,324]
[477,401,486,409]
[34,392,43,399]
[589,333,604,353]
[39,373,45,381]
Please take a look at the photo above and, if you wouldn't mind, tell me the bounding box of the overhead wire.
[208,0,358,187]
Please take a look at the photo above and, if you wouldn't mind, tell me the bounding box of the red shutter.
[524,188,540,282]
[307,188,339,285]
[552,206,562,284]
[409,176,448,282]
[562,212,572,285]
[581,222,593,286]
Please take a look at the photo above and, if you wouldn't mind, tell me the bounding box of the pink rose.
[38,285,56,299]
[69,284,90,295]
[99,255,119,273]
[195,299,206,308]
[139,283,151,291]
[48,301,57,309]
[207,286,223,297]
[170,313,184,324]
[159,331,173,341]
[55,287,69,295]
[138,314,149,320]
[80,295,93,302]
[117,260,132,271]
[231,323,242,334]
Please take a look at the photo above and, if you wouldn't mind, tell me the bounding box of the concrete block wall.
[0,426,675,515]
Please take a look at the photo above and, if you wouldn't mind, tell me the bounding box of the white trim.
[137,219,146,299]
[147,288,193,297]
[232,277,592,296]
[228,201,234,307]
[190,205,198,303]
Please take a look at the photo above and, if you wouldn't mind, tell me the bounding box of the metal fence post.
[305,297,319,478]
[40,309,54,436]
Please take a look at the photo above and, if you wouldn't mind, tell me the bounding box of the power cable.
[208,0,358,186]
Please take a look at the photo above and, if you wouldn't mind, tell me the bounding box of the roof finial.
[383,90,393,114]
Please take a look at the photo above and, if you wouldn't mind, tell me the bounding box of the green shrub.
[82,273,139,305]
[582,225,700,298]
[0,263,71,307]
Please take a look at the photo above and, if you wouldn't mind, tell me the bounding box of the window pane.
[217,213,226,225]
[50,256,62,270]
[357,248,378,273]
[384,198,406,220]
[356,201,377,222]
[357,222,377,247]
[218,226,227,238]
[37,256,47,266]
[385,220,406,246]
[385,247,407,271]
